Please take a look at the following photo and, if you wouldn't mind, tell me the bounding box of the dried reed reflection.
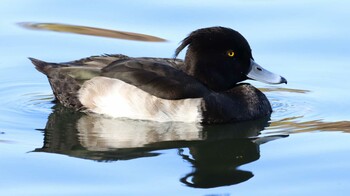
[18,22,167,42]
[260,87,310,94]
[269,117,350,134]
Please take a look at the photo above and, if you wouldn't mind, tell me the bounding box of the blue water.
[1,0,350,195]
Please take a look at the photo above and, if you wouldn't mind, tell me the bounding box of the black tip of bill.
[280,76,288,84]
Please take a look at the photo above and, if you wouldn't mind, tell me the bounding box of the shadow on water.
[34,104,286,188]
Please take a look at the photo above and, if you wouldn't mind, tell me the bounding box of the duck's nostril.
[257,67,262,71]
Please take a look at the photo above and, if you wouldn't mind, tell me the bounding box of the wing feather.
[101,59,210,100]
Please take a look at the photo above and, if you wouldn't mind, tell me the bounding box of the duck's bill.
[247,60,287,84]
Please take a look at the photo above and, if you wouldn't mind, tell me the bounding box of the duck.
[30,26,287,124]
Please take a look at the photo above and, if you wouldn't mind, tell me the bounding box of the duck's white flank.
[78,77,203,122]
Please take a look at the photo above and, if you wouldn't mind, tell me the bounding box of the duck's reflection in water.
[35,105,285,188]
[179,137,258,188]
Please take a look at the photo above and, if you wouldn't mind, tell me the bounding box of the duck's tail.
[29,57,85,109]
[29,57,48,73]
[29,57,65,75]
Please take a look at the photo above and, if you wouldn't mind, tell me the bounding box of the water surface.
[1,1,350,195]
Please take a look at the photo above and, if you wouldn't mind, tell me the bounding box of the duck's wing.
[134,57,185,69]
[63,54,131,68]
[101,58,210,100]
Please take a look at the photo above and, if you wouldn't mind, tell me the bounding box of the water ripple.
[261,87,316,136]
[0,82,54,129]
[267,89,313,120]
[258,87,350,137]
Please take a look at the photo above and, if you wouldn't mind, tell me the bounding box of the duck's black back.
[101,58,211,100]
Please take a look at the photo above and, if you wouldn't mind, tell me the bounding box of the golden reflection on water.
[270,118,350,134]
[18,22,167,42]
[260,87,310,94]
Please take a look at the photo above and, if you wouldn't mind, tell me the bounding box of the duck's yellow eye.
[227,50,235,57]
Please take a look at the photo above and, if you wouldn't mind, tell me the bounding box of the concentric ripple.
[0,82,54,129]
[260,86,318,136]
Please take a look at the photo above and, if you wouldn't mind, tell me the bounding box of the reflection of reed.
[269,117,350,134]
[18,22,167,42]
[0,139,13,143]
[260,87,310,94]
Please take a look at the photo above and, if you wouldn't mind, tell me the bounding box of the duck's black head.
[175,27,286,91]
